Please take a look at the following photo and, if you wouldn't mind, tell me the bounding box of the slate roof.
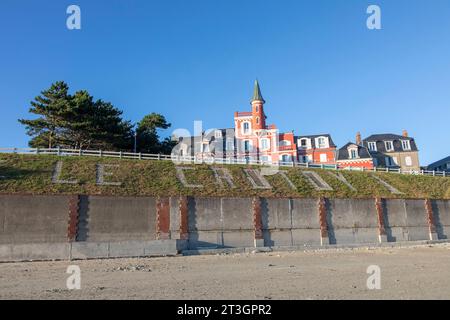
[251,80,265,103]
[336,142,373,161]
[427,156,450,170]
[362,134,418,153]
[295,134,337,148]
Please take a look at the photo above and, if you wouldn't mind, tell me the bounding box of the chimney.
[356,132,361,145]
[402,129,408,137]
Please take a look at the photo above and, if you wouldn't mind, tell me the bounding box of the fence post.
[99,150,103,157]
[79,149,82,156]
[139,152,142,160]
[119,151,123,159]
[57,146,61,156]
[444,171,446,177]
[158,153,161,160]
[36,148,40,155]
[433,170,436,177]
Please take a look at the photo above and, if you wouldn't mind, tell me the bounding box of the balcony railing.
[235,112,252,117]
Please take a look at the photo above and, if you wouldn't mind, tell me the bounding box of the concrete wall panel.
[433,200,450,239]
[78,196,156,242]
[291,199,319,229]
[221,198,253,230]
[404,199,429,241]
[0,195,69,244]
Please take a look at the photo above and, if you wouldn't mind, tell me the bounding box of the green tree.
[135,113,172,153]
[19,82,134,150]
[18,81,70,148]
[62,91,133,150]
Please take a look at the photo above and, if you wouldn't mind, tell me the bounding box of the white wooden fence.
[0,147,447,177]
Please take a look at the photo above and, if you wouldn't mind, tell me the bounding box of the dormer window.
[214,130,222,139]
[385,141,394,152]
[368,142,377,151]
[299,138,309,148]
[401,140,411,151]
[348,147,358,159]
[316,136,328,149]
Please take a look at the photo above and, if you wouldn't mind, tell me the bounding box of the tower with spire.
[251,80,266,130]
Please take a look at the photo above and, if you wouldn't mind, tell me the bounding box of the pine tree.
[18,81,70,148]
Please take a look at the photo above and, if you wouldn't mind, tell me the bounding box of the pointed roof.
[251,80,265,103]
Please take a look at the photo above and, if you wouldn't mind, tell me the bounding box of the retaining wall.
[0,194,449,262]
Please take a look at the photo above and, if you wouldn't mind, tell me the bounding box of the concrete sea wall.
[0,194,449,262]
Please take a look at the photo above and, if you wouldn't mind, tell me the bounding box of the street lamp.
[134,124,138,153]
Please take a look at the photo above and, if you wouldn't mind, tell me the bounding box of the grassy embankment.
[0,154,449,199]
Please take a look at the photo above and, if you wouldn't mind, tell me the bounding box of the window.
[299,139,308,148]
[244,140,251,152]
[368,142,377,152]
[260,138,269,150]
[385,141,394,152]
[279,140,291,147]
[392,157,398,165]
[320,153,327,163]
[350,149,358,159]
[243,122,250,134]
[401,140,411,151]
[214,130,222,139]
[256,117,260,125]
[255,106,259,113]
[226,140,234,151]
[281,155,291,163]
[317,137,327,148]
[385,157,394,167]
[405,156,412,166]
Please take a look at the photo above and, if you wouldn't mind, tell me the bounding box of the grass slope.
[1,154,449,199]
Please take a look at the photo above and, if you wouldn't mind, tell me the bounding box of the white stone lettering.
[212,167,235,188]
[176,167,203,188]
[52,161,78,184]
[301,171,333,191]
[96,164,122,186]
[244,169,272,189]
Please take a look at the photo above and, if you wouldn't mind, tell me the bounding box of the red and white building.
[233,80,297,164]
[295,134,336,165]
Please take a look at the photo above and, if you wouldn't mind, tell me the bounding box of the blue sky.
[0,0,449,165]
